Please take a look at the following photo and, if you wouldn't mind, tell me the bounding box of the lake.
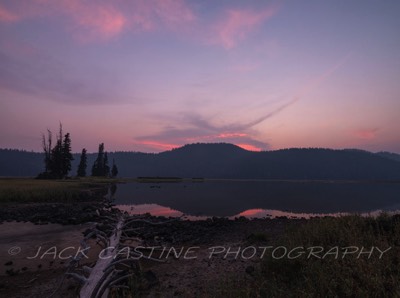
[111,180,400,219]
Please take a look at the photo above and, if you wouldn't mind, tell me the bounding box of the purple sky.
[0,0,399,153]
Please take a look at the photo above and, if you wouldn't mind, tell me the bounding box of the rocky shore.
[0,201,118,225]
[0,197,300,297]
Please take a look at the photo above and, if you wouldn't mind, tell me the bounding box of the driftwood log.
[79,215,124,298]
[62,213,174,298]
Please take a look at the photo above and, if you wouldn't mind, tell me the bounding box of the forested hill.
[1,143,400,180]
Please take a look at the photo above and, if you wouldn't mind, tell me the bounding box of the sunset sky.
[0,0,399,153]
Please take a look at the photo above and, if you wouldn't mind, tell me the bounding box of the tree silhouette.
[42,129,52,174]
[104,152,110,177]
[62,133,73,177]
[50,133,63,178]
[92,143,110,177]
[38,123,73,179]
[77,148,87,177]
[111,159,118,178]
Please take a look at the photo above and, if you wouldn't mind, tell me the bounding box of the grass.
[0,177,120,203]
[217,214,400,297]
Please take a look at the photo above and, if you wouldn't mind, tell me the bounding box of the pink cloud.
[185,132,248,142]
[0,0,127,41]
[136,140,179,151]
[217,133,247,138]
[57,0,127,41]
[2,1,278,46]
[0,4,19,22]
[0,0,196,42]
[354,128,379,140]
[236,143,262,151]
[210,5,279,49]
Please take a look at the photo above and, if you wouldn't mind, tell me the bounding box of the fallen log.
[66,214,178,297]
[79,215,124,298]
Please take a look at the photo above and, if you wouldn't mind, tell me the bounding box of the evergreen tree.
[62,133,73,177]
[50,137,63,178]
[111,159,118,178]
[38,123,73,179]
[104,152,110,177]
[77,148,87,177]
[92,143,110,177]
[42,129,52,175]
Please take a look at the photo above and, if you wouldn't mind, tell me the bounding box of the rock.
[4,261,13,266]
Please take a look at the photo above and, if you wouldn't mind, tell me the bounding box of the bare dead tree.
[42,129,52,174]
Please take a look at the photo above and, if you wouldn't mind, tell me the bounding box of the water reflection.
[117,204,209,220]
[113,180,400,218]
[118,204,183,217]
[117,203,400,220]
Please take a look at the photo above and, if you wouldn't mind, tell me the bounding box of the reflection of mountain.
[113,181,400,216]
[1,143,400,179]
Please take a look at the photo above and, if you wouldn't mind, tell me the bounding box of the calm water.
[111,180,400,219]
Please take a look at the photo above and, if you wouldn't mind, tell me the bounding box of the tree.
[77,148,87,177]
[111,159,118,178]
[92,143,110,177]
[42,129,52,175]
[62,132,73,177]
[50,134,63,178]
[38,123,73,179]
[104,152,110,177]
[92,143,104,176]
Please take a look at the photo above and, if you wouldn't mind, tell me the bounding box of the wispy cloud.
[0,4,19,22]
[59,0,127,42]
[208,4,279,49]
[0,0,196,42]
[0,42,132,104]
[2,0,280,48]
[132,49,355,152]
[294,52,353,100]
[0,0,128,41]
[133,98,297,152]
[354,128,379,140]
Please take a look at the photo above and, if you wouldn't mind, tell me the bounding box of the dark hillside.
[1,144,400,180]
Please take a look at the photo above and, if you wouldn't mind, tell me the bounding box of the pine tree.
[77,148,87,177]
[42,129,52,175]
[50,127,63,178]
[38,123,73,179]
[111,159,118,178]
[104,152,110,177]
[92,143,106,176]
[49,124,73,178]
[62,133,73,177]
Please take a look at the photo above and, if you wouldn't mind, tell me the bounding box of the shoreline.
[1,204,400,297]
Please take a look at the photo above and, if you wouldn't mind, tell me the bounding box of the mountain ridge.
[1,143,400,179]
